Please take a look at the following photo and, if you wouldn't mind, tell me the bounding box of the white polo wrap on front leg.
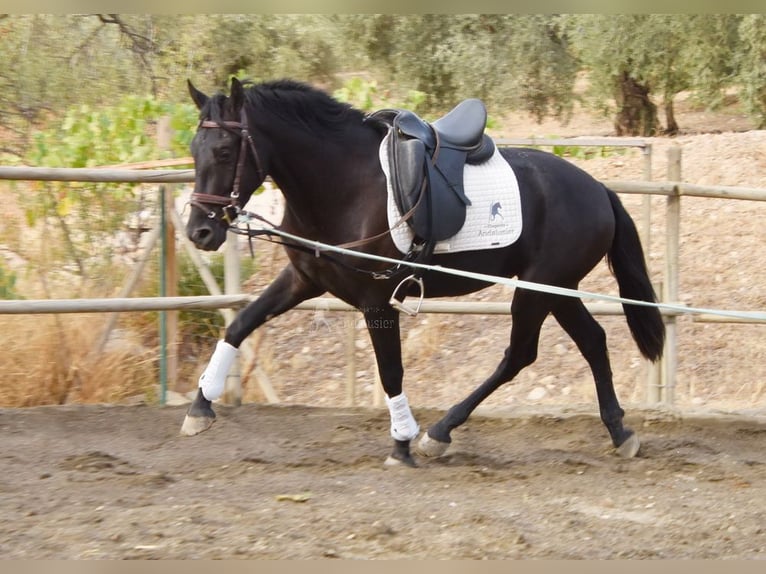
[385,392,420,441]
[198,339,238,401]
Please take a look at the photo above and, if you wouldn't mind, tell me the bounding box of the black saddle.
[367,99,496,244]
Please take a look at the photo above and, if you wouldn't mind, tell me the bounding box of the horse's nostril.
[190,225,213,246]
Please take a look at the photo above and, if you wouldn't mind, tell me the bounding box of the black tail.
[605,188,665,361]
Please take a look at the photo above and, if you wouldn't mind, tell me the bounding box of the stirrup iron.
[389,274,425,316]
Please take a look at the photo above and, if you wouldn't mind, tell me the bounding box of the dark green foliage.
[0,264,21,300]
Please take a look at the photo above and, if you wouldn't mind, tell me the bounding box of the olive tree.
[354,14,578,119]
[564,14,747,136]
[565,15,671,135]
[736,15,766,128]
[0,14,156,157]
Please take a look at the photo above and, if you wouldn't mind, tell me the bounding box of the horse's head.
[186,77,267,251]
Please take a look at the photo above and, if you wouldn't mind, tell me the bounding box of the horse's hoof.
[384,439,417,468]
[616,432,640,458]
[180,414,216,436]
[416,432,450,458]
[384,455,417,468]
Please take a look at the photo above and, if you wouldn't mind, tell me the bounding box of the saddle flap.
[419,158,472,241]
[390,138,427,214]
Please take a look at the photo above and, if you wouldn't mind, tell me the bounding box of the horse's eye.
[214,147,233,164]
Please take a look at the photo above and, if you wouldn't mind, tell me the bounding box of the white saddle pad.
[380,134,523,254]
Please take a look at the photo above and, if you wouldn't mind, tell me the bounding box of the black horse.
[181,77,664,466]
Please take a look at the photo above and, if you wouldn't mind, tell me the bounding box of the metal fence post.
[159,184,168,405]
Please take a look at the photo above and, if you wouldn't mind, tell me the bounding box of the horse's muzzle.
[188,221,225,251]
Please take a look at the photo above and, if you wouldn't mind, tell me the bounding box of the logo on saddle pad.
[489,201,504,222]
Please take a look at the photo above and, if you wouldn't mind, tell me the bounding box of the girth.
[366,98,496,244]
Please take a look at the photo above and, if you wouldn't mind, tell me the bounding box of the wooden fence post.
[646,281,664,404]
[94,225,161,355]
[157,116,178,401]
[640,143,653,249]
[222,231,242,406]
[640,143,663,404]
[663,146,682,404]
[345,313,357,406]
[162,184,179,391]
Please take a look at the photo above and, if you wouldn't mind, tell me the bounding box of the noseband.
[189,108,265,223]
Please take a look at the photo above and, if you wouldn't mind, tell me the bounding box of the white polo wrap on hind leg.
[385,392,420,441]
[198,339,238,401]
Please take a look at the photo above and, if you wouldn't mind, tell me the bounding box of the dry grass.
[0,314,157,407]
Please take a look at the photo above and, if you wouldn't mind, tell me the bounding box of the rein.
[189,108,265,222]
[229,208,426,281]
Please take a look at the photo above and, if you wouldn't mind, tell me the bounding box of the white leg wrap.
[385,393,420,441]
[198,340,238,401]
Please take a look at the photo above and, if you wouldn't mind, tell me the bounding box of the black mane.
[199,79,366,138]
[244,79,366,138]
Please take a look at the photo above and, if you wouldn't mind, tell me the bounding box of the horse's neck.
[268,125,384,233]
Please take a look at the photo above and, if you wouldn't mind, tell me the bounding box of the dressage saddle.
[367,99,496,244]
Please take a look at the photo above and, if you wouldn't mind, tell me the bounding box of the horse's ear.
[230,76,245,113]
[187,80,209,111]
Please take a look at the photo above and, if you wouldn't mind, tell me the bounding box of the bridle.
[189,108,266,223]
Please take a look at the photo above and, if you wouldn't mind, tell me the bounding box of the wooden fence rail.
[0,295,683,316]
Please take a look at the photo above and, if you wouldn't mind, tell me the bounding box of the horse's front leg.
[363,305,419,467]
[181,264,323,436]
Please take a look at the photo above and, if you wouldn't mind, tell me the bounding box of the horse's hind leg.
[417,289,552,458]
[181,264,323,436]
[551,298,640,457]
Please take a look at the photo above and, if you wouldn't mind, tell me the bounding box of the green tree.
[3,13,765,151]
[0,263,21,300]
[492,15,579,123]
[566,15,664,135]
[19,96,196,286]
[683,14,741,113]
[355,14,577,119]
[737,15,766,128]
[565,14,748,136]
[165,15,344,94]
[0,14,158,157]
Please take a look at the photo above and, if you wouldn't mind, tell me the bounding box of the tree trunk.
[613,72,660,137]
[664,99,679,135]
